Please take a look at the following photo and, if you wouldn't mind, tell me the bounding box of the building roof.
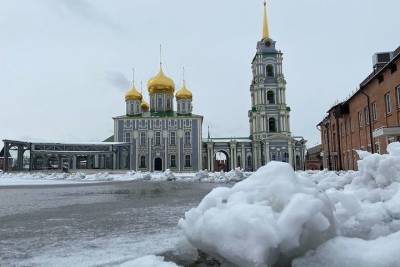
[307,144,322,155]
[318,45,400,127]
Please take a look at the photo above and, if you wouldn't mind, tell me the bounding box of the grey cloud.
[105,71,131,91]
[47,0,122,30]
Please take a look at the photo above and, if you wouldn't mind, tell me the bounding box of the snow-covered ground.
[4,144,400,266]
[0,169,252,186]
[176,142,400,267]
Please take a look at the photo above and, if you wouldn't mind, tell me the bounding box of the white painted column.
[241,144,245,169]
[148,137,152,172]
[72,155,77,170]
[288,140,294,169]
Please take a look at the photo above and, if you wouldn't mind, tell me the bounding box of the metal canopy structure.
[2,139,130,172]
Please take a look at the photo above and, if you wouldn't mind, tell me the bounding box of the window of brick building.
[385,93,392,114]
[364,107,369,125]
[397,86,400,107]
[372,103,378,121]
[358,112,363,127]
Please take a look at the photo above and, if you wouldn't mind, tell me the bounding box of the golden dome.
[147,68,175,95]
[125,84,143,101]
[141,99,150,112]
[176,81,193,100]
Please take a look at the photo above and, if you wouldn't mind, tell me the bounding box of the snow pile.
[293,231,400,267]
[179,142,400,267]
[120,255,179,267]
[0,168,252,186]
[194,168,252,183]
[179,162,336,267]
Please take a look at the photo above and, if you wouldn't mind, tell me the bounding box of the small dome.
[148,68,175,95]
[141,99,150,112]
[176,82,193,100]
[125,84,143,101]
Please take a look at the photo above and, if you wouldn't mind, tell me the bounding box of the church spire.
[262,0,270,40]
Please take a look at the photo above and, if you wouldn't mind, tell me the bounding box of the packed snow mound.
[179,161,336,267]
[179,143,400,266]
[357,142,400,186]
[119,255,180,267]
[293,230,400,267]
[194,168,252,183]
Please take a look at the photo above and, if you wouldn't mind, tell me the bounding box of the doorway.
[154,157,163,171]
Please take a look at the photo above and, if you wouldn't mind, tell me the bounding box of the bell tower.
[249,1,292,169]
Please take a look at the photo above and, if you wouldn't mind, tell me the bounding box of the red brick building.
[305,144,323,170]
[319,47,400,171]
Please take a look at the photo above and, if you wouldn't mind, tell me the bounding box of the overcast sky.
[1,0,400,147]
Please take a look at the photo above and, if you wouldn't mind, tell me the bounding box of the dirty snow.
[0,168,251,186]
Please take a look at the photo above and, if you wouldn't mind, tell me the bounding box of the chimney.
[373,52,393,71]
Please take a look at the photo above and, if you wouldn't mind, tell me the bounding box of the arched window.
[266,65,274,77]
[267,91,275,104]
[269,118,277,132]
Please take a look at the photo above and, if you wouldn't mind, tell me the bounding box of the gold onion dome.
[141,99,150,112]
[176,81,193,100]
[125,84,143,101]
[147,67,175,94]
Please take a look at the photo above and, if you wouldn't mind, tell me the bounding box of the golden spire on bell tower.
[262,0,270,40]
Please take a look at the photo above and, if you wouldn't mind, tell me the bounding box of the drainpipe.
[325,123,332,170]
[360,91,375,154]
[335,116,343,170]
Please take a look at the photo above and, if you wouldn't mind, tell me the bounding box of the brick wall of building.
[319,48,400,171]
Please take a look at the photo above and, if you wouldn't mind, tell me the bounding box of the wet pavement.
[0,181,220,266]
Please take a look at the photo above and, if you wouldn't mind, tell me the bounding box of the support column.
[288,140,294,169]
[17,145,24,171]
[253,142,259,171]
[164,133,168,171]
[241,144,245,169]
[29,147,33,172]
[206,144,211,171]
[257,144,262,169]
[72,155,77,170]
[58,155,62,170]
[148,137,152,172]
[265,141,270,163]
